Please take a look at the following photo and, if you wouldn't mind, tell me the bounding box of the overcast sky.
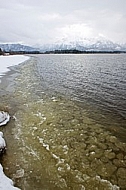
[0,0,126,46]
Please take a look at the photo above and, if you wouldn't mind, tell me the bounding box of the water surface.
[0,54,126,190]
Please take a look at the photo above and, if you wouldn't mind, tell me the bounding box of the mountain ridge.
[0,43,39,52]
[38,37,126,52]
[0,38,126,53]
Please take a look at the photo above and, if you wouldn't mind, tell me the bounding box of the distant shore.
[1,49,126,55]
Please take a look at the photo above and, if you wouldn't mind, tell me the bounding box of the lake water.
[0,54,126,190]
[36,54,126,129]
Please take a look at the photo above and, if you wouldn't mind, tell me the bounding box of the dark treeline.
[0,50,40,55]
[1,49,126,55]
[8,51,40,55]
[45,49,126,54]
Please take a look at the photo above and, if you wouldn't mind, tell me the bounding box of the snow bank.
[0,55,29,78]
[0,119,21,189]
[0,132,20,189]
[0,111,10,127]
[0,55,26,189]
[0,132,6,154]
[0,164,20,190]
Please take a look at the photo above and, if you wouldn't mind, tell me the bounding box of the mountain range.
[0,43,38,52]
[0,38,126,53]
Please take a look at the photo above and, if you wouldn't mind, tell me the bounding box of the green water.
[0,57,126,190]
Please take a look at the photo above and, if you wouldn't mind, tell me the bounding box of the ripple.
[1,55,126,190]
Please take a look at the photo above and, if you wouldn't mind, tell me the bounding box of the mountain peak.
[39,37,125,52]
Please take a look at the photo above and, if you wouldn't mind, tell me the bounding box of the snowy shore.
[0,55,29,80]
[0,55,29,190]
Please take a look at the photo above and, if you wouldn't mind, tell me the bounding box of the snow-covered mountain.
[0,43,39,52]
[0,38,126,53]
[39,37,126,52]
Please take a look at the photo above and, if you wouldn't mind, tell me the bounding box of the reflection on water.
[0,55,126,190]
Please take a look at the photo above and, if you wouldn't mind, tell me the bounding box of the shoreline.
[0,55,29,79]
[0,55,30,190]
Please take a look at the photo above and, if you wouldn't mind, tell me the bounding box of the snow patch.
[0,164,20,190]
[0,55,29,79]
[0,132,6,154]
[0,111,10,127]
[95,176,120,190]
[38,137,50,151]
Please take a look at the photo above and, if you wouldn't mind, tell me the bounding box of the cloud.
[0,0,126,45]
[55,24,94,41]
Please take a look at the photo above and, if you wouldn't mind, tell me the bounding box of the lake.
[0,54,126,190]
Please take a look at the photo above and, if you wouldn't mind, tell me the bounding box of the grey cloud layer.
[0,0,126,45]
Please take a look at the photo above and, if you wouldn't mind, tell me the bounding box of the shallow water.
[0,55,126,190]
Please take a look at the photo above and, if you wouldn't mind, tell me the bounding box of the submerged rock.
[13,168,24,179]
[97,162,117,177]
[0,111,10,126]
